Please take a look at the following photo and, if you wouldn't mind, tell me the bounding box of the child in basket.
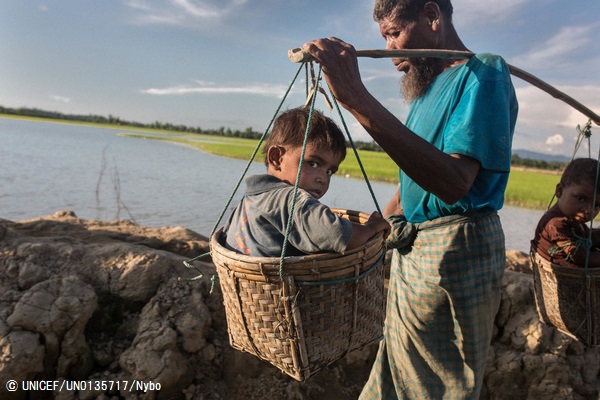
[223,107,389,257]
[531,158,600,267]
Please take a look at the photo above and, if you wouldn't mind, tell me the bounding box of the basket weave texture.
[211,209,386,381]
[531,251,600,346]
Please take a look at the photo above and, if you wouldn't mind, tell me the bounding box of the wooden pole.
[288,48,600,126]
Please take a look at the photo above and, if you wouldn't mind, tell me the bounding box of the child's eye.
[326,169,337,176]
[307,161,318,168]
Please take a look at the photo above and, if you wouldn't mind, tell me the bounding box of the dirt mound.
[1,211,598,399]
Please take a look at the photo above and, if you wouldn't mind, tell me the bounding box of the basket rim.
[533,251,600,274]
[211,208,384,265]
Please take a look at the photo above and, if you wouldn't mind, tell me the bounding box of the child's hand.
[366,211,391,238]
[345,211,391,251]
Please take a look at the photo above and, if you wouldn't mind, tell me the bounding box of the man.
[303,0,518,398]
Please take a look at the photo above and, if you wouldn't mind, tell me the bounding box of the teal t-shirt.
[401,53,518,223]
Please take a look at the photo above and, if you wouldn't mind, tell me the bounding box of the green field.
[121,132,559,210]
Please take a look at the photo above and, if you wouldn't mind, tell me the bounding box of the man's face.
[379,16,444,103]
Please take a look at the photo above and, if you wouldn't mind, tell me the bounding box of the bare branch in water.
[111,164,136,223]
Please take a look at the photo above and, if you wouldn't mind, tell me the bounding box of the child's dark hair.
[263,107,347,166]
[560,158,600,190]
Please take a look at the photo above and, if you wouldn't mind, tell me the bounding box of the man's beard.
[401,58,444,104]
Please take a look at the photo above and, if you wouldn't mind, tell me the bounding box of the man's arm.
[383,188,402,217]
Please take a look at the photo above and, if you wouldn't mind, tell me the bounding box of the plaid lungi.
[360,212,505,400]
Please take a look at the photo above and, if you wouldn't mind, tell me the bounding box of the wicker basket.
[531,251,600,346]
[210,209,386,381]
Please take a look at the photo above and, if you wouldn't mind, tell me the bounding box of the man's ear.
[424,1,441,26]
[266,145,285,170]
[555,183,564,198]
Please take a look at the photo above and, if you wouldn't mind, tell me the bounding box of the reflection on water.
[1,118,541,253]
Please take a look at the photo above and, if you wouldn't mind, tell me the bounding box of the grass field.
[121,132,560,210]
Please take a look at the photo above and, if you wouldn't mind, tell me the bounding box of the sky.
[1,0,599,157]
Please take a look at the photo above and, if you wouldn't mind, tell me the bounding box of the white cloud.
[514,84,599,127]
[142,80,289,97]
[545,134,563,146]
[124,0,248,26]
[50,95,71,104]
[512,83,600,155]
[511,24,596,70]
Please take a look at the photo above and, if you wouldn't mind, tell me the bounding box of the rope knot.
[304,62,333,110]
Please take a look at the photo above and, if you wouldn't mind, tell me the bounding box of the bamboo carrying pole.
[288,48,600,126]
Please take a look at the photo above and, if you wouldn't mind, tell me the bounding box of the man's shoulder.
[473,52,503,62]
[468,53,510,75]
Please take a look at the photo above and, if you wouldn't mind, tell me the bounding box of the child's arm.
[558,240,600,267]
[345,212,390,251]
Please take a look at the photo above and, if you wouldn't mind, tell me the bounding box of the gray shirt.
[223,174,353,257]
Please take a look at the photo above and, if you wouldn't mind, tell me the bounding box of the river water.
[0,118,541,252]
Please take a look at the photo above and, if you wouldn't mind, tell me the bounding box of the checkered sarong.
[360,212,505,400]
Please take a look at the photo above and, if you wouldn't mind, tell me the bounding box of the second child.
[531,158,600,267]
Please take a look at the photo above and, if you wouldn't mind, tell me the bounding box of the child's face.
[268,142,344,199]
[556,182,600,223]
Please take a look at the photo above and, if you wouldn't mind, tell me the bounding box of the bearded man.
[304,0,518,398]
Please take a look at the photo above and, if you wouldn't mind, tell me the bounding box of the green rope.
[305,63,310,97]
[328,82,382,215]
[546,120,593,210]
[278,64,322,278]
[571,120,593,160]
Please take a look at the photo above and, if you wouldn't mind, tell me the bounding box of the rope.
[278,64,322,278]
[571,120,593,160]
[546,119,593,210]
[328,82,382,215]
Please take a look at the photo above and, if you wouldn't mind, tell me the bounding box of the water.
[0,118,541,252]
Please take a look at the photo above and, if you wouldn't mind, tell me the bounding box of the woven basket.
[211,209,386,381]
[531,251,600,346]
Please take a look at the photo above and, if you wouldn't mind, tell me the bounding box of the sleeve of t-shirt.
[284,192,353,254]
[444,56,515,172]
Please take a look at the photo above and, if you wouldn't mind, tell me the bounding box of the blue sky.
[2,0,599,156]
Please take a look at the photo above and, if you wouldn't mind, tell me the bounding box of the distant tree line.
[511,154,565,171]
[0,105,265,138]
[0,105,388,151]
[0,105,568,170]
